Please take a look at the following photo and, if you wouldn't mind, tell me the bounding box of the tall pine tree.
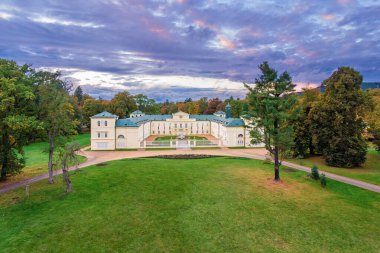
[245,62,297,181]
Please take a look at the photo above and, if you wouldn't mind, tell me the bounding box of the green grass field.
[191,147,221,150]
[287,150,380,186]
[154,135,207,141]
[1,157,380,252]
[1,134,90,184]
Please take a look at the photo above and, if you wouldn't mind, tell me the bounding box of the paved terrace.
[1,148,380,194]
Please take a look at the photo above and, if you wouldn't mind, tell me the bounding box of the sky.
[0,0,379,102]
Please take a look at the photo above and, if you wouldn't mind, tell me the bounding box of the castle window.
[118,135,125,139]
[97,121,100,126]
[97,131,108,138]
[105,121,107,126]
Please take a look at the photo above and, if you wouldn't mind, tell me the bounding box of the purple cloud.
[0,0,379,101]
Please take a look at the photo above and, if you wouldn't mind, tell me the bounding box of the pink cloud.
[218,34,236,50]
[142,18,170,39]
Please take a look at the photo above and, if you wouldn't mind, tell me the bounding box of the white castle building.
[90,104,263,150]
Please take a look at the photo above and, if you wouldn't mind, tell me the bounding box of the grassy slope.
[1,134,90,184]
[287,150,380,185]
[1,157,380,252]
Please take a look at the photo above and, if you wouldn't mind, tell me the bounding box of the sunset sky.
[0,0,379,101]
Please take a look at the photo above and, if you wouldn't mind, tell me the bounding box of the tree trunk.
[1,130,10,181]
[62,168,72,193]
[309,136,315,156]
[48,132,54,184]
[274,145,280,181]
[62,157,71,193]
[273,118,280,181]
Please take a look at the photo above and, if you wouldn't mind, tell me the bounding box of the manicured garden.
[287,150,380,185]
[154,135,208,141]
[1,157,380,252]
[0,134,90,184]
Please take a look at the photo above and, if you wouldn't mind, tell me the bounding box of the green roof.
[91,111,118,118]
[115,114,244,128]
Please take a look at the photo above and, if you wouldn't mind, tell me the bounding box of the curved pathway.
[1,148,380,194]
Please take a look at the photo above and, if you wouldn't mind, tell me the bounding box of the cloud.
[29,15,105,28]
[0,0,379,101]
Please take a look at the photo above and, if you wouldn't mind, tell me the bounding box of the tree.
[364,89,380,151]
[230,99,243,118]
[108,91,137,118]
[35,71,78,183]
[133,94,159,114]
[310,67,367,167]
[82,97,104,127]
[204,98,222,114]
[197,97,208,114]
[245,62,297,181]
[55,142,81,193]
[73,86,84,106]
[292,88,320,157]
[0,59,40,180]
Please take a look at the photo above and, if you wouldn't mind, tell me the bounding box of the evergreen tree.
[73,86,84,106]
[310,67,367,167]
[245,62,297,181]
[310,165,320,180]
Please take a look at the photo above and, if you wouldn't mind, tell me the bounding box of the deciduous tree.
[310,67,367,167]
[55,142,81,193]
[108,91,137,118]
[292,88,320,157]
[0,59,40,180]
[35,71,78,183]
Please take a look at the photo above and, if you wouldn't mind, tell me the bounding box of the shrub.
[263,157,272,164]
[310,165,320,180]
[320,173,327,188]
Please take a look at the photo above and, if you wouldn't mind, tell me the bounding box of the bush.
[310,165,320,180]
[320,173,327,188]
[263,157,272,164]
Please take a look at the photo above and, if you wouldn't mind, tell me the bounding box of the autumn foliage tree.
[204,98,223,114]
[108,91,137,118]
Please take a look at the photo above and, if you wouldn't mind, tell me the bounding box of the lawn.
[191,147,221,150]
[0,134,90,185]
[154,135,208,141]
[1,157,380,252]
[287,150,380,186]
